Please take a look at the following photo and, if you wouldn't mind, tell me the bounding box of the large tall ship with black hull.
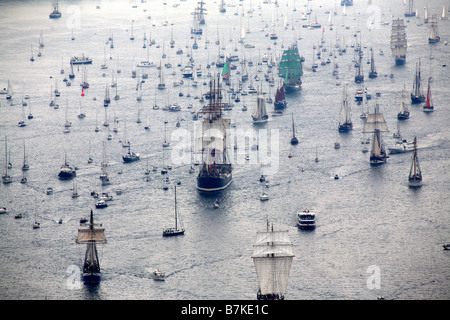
[390,18,407,66]
[278,43,303,93]
[195,76,232,192]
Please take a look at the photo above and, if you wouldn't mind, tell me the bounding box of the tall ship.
[252,221,294,300]
[277,43,303,92]
[411,59,425,104]
[428,14,440,43]
[390,18,407,66]
[49,2,62,19]
[274,83,287,110]
[363,104,389,166]
[76,210,107,282]
[338,86,352,131]
[195,76,232,192]
[408,137,422,187]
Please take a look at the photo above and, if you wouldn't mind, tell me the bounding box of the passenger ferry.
[296,210,316,230]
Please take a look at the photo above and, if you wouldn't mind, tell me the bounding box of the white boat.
[0,207,6,214]
[408,137,422,188]
[152,269,165,281]
[388,139,415,154]
[252,221,294,300]
[296,210,316,230]
[260,187,269,201]
[70,55,93,65]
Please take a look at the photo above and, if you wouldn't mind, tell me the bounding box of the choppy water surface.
[0,0,449,300]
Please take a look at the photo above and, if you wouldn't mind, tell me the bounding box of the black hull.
[429,37,440,44]
[411,94,425,104]
[355,75,364,83]
[274,101,287,110]
[163,228,185,237]
[338,123,353,132]
[395,58,406,66]
[58,173,76,180]
[197,164,232,192]
[369,72,378,78]
[197,174,232,192]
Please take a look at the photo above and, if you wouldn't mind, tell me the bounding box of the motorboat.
[388,139,415,154]
[296,210,316,230]
[153,269,165,281]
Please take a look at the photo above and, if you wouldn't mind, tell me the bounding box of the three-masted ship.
[76,210,107,282]
[252,89,269,124]
[390,18,407,66]
[195,76,232,192]
[363,104,389,165]
[278,43,303,92]
[252,221,294,300]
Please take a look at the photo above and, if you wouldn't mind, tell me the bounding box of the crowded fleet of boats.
[1,0,447,300]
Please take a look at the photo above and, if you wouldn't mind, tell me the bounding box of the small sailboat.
[408,137,422,187]
[76,210,107,282]
[290,113,298,145]
[162,186,185,237]
[423,77,434,112]
[3,136,12,184]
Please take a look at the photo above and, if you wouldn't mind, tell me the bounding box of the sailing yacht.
[408,137,422,187]
[252,89,268,124]
[423,77,434,112]
[290,113,298,145]
[2,136,12,184]
[363,104,389,165]
[252,221,294,300]
[76,210,107,282]
[162,186,185,237]
[338,86,352,131]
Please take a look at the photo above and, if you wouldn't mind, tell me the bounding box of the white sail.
[76,227,106,243]
[195,118,230,164]
[252,94,268,122]
[363,110,389,133]
[252,230,294,296]
[339,87,351,125]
